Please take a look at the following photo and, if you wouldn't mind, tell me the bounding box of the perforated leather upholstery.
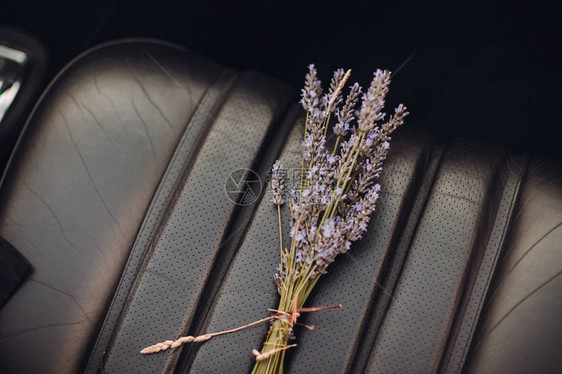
[0,39,560,374]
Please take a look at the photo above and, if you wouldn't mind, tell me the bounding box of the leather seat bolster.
[0,39,228,374]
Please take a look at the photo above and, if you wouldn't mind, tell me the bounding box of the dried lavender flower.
[381,103,409,135]
[270,160,285,205]
[357,69,392,133]
[300,64,323,112]
[345,183,381,241]
[334,83,362,137]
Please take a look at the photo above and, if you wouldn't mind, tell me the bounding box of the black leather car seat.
[0,39,560,374]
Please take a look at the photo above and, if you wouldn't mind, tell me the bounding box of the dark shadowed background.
[2,0,561,159]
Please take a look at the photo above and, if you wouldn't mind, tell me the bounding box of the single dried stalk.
[140,304,342,355]
[140,317,271,354]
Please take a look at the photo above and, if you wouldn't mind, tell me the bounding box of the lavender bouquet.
[140,65,407,373]
[251,65,408,373]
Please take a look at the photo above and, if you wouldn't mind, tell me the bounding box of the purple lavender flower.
[300,64,323,112]
[357,69,392,133]
[311,217,347,275]
[345,183,381,241]
[275,65,407,290]
[334,83,362,137]
[333,121,350,137]
[270,160,285,205]
[302,112,327,163]
[381,103,409,135]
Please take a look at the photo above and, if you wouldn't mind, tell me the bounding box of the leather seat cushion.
[0,39,560,374]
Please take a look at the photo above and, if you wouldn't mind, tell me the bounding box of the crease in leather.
[430,145,509,374]
[432,151,509,373]
[85,67,240,373]
[184,118,307,374]
[349,140,444,374]
[175,103,300,374]
[439,154,529,374]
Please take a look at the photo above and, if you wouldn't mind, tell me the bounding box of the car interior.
[0,1,561,373]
